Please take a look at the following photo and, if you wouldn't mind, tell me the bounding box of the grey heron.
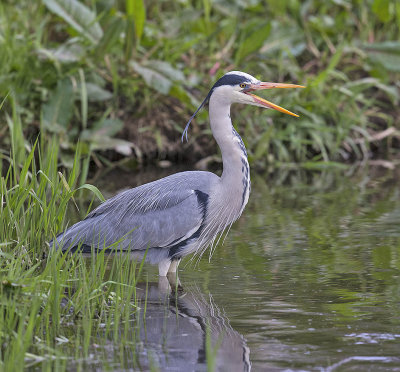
[52,71,304,276]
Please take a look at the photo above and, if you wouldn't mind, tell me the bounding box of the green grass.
[0,0,399,169]
[0,128,150,370]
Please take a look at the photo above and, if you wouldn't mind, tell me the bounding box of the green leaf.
[363,41,400,54]
[37,42,85,63]
[85,83,113,102]
[77,184,105,202]
[42,79,74,131]
[0,92,9,110]
[345,77,399,104]
[95,17,125,59]
[130,61,172,94]
[80,118,133,156]
[145,60,185,82]
[81,118,124,139]
[79,69,87,129]
[130,60,186,96]
[254,126,274,160]
[127,0,146,44]
[43,0,103,44]
[235,23,271,63]
[372,0,392,23]
[90,137,134,156]
[363,41,400,72]
[125,15,135,61]
[311,46,343,87]
[169,85,196,107]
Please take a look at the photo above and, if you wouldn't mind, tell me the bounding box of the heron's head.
[182,71,304,141]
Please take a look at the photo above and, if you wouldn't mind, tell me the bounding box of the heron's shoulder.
[162,170,219,187]
[131,170,219,194]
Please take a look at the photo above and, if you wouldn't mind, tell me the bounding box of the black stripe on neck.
[232,127,248,157]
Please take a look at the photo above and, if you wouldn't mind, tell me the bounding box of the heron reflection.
[133,275,251,371]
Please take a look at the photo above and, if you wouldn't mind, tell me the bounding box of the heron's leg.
[158,276,172,295]
[158,259,171,276]
[168,258,181,273]
[167,272,183,291]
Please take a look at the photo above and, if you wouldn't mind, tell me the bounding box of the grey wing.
[53,172,214,258]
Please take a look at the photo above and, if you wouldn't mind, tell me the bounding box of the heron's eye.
[239,83,247,89]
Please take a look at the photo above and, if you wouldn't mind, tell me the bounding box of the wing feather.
[54,171,219,254]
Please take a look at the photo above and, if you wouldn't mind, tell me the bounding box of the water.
[79,166,400,371]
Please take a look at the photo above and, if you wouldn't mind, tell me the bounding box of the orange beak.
[244,82,305,117]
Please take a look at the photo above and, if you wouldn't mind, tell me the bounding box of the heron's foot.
[167,272,183,292]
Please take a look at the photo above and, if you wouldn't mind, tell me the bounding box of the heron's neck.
[209,96,250,187]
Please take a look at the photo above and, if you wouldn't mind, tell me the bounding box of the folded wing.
[53,172,216,256]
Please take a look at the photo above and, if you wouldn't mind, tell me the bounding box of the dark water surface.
[84,166,400,371]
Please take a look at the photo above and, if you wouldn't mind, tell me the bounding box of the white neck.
[208,93,250,212]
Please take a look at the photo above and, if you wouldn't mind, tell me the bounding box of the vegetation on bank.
[1,0,399,170]
[0,139,152,370]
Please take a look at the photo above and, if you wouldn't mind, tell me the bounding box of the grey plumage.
[55,171,219,265]
[52,71,302,275]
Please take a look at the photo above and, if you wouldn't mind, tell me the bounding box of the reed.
[0,127,148,370]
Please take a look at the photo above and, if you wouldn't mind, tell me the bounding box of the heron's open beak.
[245,82,305,117]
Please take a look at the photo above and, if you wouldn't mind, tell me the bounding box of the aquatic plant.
[0,132,150,370]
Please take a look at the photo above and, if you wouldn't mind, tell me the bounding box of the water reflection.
[135,276,251,371]
[75,166,400,371]
[191,167,400,371]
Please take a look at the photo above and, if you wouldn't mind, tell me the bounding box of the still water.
[80,166,400,371]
